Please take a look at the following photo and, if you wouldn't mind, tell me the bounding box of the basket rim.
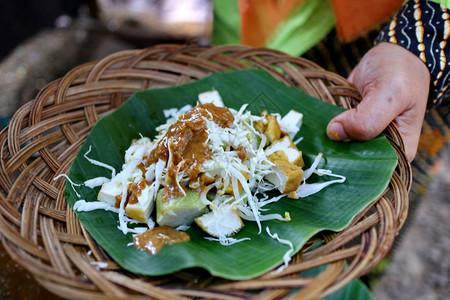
[0,44,411,300]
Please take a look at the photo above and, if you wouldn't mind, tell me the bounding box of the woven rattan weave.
[0,45,411,299]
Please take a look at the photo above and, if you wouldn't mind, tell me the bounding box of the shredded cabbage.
[84,177,110,189]
[266,227,294,273]
[90,261,109,269]
[68,95,347,261]
[84,145,117,178]
[73,199,118,212]
[297,154,347,198]
[176,225,190,231]
[54,174,82,197]
[204,236,251,245]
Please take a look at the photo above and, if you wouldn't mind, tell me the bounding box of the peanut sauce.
[114,178,147,207]
[127,179,147,205]
[133,225,190,255]
[137,162,146,174]
[236,146,247,161]
[148,103,234,202]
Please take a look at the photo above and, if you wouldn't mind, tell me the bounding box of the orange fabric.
[239,0,302,47]
[239,0,404,47]
[329,0,404,42]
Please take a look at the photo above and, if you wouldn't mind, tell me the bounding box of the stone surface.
[373,151,450,300]
[0,21,134,118]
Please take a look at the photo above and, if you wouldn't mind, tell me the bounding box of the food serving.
[59,69,398,279]
[70,90,345,259]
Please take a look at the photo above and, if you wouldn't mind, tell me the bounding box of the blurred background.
[0,1,448,299]
[0,0,212,124]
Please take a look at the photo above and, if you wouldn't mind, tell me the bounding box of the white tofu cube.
[198,90,224,107]
[279,110,303,139]
[265,136,304,166]
[97,180,122,206]
[125,184,156,223]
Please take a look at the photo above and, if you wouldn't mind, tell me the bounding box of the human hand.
[326,42,430,162]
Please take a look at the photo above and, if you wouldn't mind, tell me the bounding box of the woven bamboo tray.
[0,44,411,299]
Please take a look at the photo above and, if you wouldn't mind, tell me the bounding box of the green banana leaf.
[66,69,397,280]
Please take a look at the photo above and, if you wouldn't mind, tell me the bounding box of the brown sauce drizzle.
[115,195,121,208]
[148,103,234,202]
[133,225,190,255]
[114,178,147,208]
[236,146,247,161]
[127,179,147,205]
[137,162,146,174]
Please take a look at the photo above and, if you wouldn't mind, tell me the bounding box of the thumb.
[326,93,402,142]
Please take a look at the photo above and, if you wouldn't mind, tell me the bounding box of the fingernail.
[327,122,349,141]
